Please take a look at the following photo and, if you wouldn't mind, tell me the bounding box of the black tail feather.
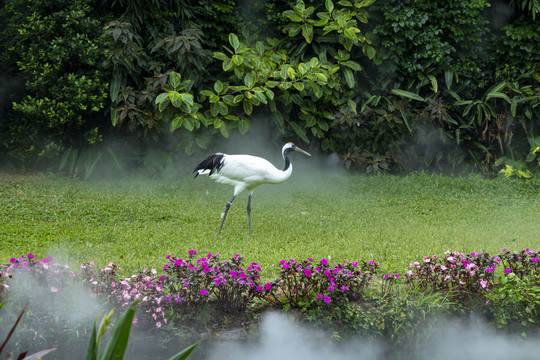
[193,153,225,177]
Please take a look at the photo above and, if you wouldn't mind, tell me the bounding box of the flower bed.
[2,248,540,356]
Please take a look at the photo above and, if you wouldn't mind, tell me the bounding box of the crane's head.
[282,142,311,160]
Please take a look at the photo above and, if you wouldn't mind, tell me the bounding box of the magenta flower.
[320,258,328,266]
[316,294,323,300]
[264,282,272,290]
[50,287,58,293]
[368,260,375,266]
[352,261,358,268]
[200,289,208,296]
[341,285,347,292]
[189,250,197,255]
[531,257,539,263]
[28,253,34,259]
[230,271,237,278]
[503,268,512,274]
[175,297,182,303]
[324,295,331,304]
[256,286,263,292]
[304,268,312,277]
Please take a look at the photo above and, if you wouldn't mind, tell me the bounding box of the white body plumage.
[194,142,310,235]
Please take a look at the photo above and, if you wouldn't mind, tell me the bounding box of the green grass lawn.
[1,171,539,277]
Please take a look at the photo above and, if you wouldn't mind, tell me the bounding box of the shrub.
[404,250,500,304]
[255,257,379,310]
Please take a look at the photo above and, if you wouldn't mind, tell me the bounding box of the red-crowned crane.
[194,142,311,235]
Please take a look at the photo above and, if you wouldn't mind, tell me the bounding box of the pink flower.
[189,250,197,255]
[479,279,489,289]
[156,307,162,313]
[320,258,328,266]
[341,285,347,292]
[304,268,312,277]
[28,253,34,259]
[368,260,375,266]
[50,287,58,293]
[316,294,323,300]
[264,282,272,290]
[156,322,162,328]
[503,268,512,274]
[200,289,208,296]
[324,295,331,304]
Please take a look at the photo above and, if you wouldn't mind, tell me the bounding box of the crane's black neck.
[283,148,292,171]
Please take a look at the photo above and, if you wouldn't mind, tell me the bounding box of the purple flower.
[368,260,375,266]
[256,286,263,292]
[394,273,400,279]
[200,289,208,296]
[352,261,358,268]
[316,294,323,300]
[485,267,494,273]
[320,258,328,266]
[28,253,34,259]
[165,295,172,303]
[189,250,197,255]
[264,282,272,290]
[304,268,312,277]
[341,285,347,292]
[324,295,331,304]
[531,257,539,263]
[175,297,182,303]
[503,268,512,274]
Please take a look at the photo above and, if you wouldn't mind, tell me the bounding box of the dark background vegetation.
[0,0,538,178]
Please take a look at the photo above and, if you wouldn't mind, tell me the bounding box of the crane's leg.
[247,193,252,236]
[217,195,236,235]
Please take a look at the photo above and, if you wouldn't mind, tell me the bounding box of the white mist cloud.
[207,312,540,360]
[206,312,383,360]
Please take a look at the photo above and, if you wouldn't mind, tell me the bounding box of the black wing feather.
[193,153,225,177]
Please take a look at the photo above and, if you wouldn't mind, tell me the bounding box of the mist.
[206,312,540,360]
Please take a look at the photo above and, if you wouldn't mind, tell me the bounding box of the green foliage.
[158,0,376,151]
[372,0,490,84]
[87,301,198,360]
[2,0,108,161]
[485,274,540,332]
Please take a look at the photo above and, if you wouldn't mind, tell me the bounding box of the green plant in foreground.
[87,301,197,360]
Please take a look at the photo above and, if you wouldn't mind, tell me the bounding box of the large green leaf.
[110,72,122,102]
[169,72,181,89]
[289,121,309,143]
[391,89,424,101]
[342,68,355,88]
[86,322,98,360]
[229,33,240,52]
[166,343,198,360]
[99,301,138,360]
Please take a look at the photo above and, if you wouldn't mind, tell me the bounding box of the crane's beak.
[294,145,311,157]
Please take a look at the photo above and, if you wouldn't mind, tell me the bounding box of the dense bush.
[0,0,538,176]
